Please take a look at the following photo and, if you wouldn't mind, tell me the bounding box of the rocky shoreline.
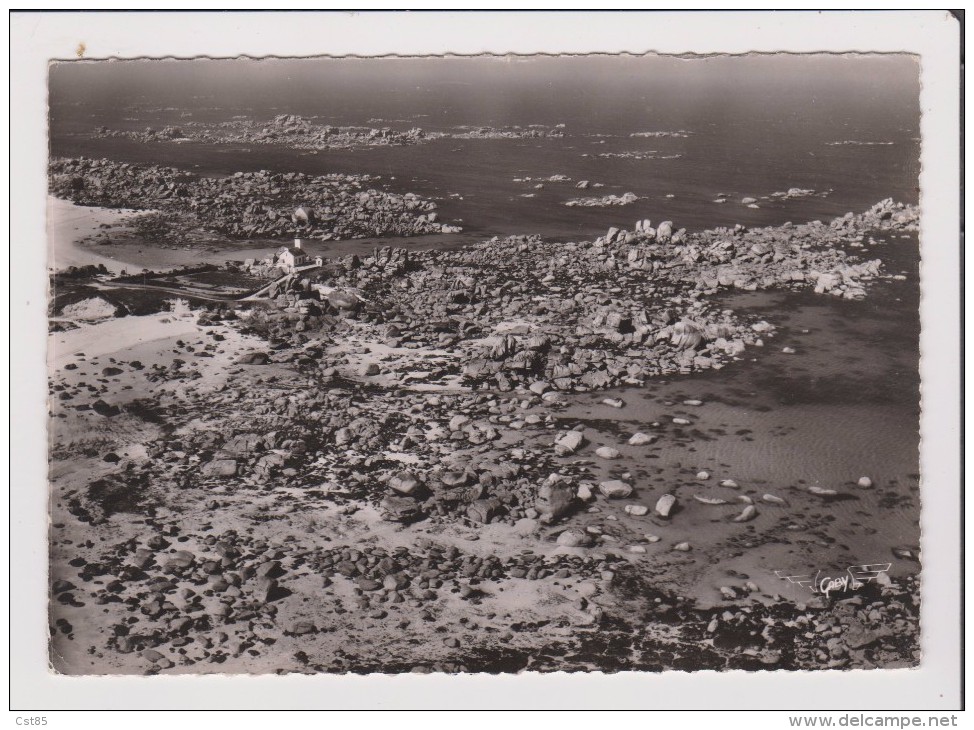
[48,199,920,674]
[245,198,912,394]
[49,157,459,243]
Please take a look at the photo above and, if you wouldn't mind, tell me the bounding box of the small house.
[275,239,309,273]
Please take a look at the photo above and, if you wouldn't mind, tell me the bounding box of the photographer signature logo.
[774,563,892,599]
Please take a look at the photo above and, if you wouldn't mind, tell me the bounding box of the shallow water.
[554,231,920,604]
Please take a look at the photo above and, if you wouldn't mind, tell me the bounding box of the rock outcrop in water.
[96,115,438,151]
[630,130,692,138]
[95,125,193,143]
[92,117,568,151]
[452,124,566,140]
[590,151,683,160]
[565,192,640,208]
[49,157,456,241]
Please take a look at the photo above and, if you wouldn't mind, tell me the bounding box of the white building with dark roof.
[275,238,309,273]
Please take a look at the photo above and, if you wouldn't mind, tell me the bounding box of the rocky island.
[95,115,440,151]
[91,116,569,152]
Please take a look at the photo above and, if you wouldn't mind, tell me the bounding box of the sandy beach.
[47,195,145,274]
[48,305,201,369]
[47,195,483,278]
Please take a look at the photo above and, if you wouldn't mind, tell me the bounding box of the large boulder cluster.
[240,200,917,394]
[49,157,454,241]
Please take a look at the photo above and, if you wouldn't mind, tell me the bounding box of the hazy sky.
[50,54,920,112]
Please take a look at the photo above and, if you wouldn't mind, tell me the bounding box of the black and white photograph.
[10,8,963,713]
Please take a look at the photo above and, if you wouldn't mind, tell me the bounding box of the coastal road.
[96,262,323,303]
[97,279,245,303]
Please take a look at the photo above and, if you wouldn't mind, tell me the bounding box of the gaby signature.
[774,563,893,598]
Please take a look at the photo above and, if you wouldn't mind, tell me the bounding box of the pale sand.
[48,308,265,459]
[47,196,244,274]
[48,308,200,370]
[47,195,146,274]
